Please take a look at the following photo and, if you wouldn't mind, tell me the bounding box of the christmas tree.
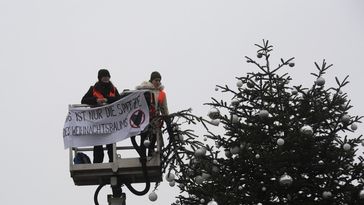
[157,40,364,205]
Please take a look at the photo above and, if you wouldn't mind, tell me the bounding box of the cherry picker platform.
[66,90,164,205]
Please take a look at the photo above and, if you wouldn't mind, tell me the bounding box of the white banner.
[63,90,149,149]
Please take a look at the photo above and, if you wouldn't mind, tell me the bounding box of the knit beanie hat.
[150,71,162,82]
[98,69,111,81]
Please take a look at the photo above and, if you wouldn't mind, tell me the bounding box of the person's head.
[98,69,111,83]
[149,71,162,88]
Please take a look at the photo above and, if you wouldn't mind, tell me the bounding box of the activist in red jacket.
[81,69,121,163]
[136,71,169,156]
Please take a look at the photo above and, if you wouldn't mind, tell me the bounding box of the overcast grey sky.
[0,0,363,204]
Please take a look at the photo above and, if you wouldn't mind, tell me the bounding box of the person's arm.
[160,93,169,116]
[81,86,97,105]
[106,87,121,103]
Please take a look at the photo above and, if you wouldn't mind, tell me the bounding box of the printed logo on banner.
[129,109,146,128]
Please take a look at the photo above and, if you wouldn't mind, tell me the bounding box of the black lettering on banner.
[133,96,141,109]
[105,106,117,118]
[88,109,104,120]
[65,111,72,122]
[75,111,86,121]
[63,127,70,137]
[116,103,123,115]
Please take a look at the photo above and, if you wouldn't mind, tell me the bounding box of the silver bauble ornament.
[231,114,239,123]
[361,140,364,146]
[359,189,364,199]
[351,123,358,131]
[277,138,285,146]
[208,107,220,120]
[230,146,240,155]
[210,119,220,126]
[279,174,293,186]
[231,98,239,106]
[225,150,232,158]
[343,143,351,151]
[143,139,151,147]
[207,199,218,205]
[258,110,269,119]
[195,175,204,184]
[200,199,205,203]
[255,154,260,159]
[322,191,332,199]
[300,125,313,135]
[341,115,350,124]
[165,173,175,182]
[148,191,158,201]
[169,181,175,187]
[291,88,298,95]
[212,166,219,173]
[315,77,325,86]
[236,80,243,88]
[202,173,211,180]
[195,147,206,157]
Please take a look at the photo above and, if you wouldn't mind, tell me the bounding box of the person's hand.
[97,98,107,104]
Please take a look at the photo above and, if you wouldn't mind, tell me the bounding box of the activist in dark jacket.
[81,69,121,163]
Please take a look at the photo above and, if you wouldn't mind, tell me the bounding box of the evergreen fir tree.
[159,40,364,205]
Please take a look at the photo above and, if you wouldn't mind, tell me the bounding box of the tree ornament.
[230,146,240,155]
[291,88,298,95]
[231,98,239,106]
[343,143,351,151]
[300,125,313,135]
[255,154,260,159]
[203,136,207,141]
[279,174,293,186]
[277,138,285,146]
[341,115,350,124]
[225,150,232,158]
[258,110,269,119]
[247,81,254,88]
[289,62,295,67]
[262,186,267,191]
[215,87,218,91]
[236,80,243,88]
[165,173,175,182]
[169,181,175,187]
[361,140,364,146]
[148,191,158,201]
[322,191,332,199]
[200,199,205,203]
[212,166,219,173]
[257,53,263,58]
[208,107,220,120]
[202,173,211,180]
[231,114,239,123]
[351,123,358,131]
[210,119,220,126]
[207,199,218,205]
[315,77,325,86]
[195,175,204,184]
[143,139,151,147]
[359,189,364,199]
